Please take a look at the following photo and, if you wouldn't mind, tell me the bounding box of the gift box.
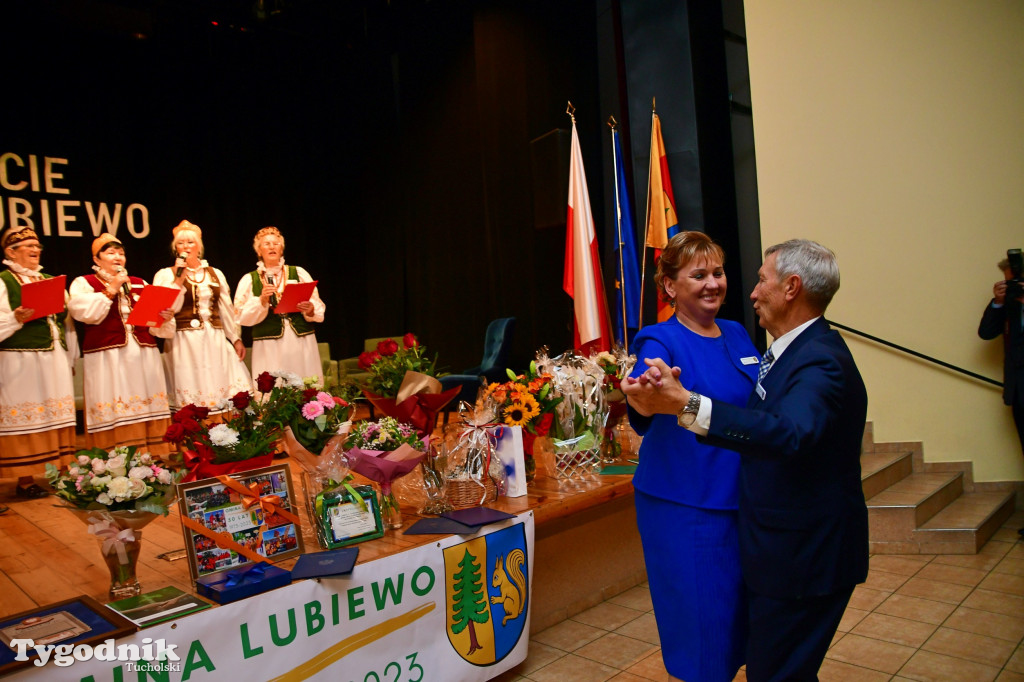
[195,564,292,604]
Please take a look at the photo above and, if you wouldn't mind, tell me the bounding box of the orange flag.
[645,112,680,322]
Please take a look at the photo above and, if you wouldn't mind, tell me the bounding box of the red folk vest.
[81,274,157,353]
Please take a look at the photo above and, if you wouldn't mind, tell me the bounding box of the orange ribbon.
[214,474,300,525]
[181,515,269,565]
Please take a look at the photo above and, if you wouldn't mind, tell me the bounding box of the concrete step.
[865,472,964,542]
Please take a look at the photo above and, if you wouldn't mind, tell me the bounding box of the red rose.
[231,391,251,410]
[358,351,380,370]
[332,397,349,407]
[192,405,210,420]
[533,412,554,437]
[174,404,198,421]
[163,422,185,443]
[403,333,417,349]
[302,388,318,400]
[256,371,275,393]
[181,418,202,435]
[377,338,399,356]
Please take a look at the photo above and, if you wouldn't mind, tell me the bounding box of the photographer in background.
[979,249,1024,537]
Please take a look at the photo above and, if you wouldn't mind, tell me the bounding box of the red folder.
[21,275,66,322]
[127,285,181,328]
[275,281,317,314]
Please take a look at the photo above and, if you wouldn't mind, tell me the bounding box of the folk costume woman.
[152,220,253,412]
[0,226,76,498]
[68,234,173,452]
[234,226,324,385]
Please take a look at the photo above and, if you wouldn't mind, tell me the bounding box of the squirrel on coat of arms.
[491,548,527,626]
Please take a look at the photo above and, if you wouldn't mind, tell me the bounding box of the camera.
[1007,249,1024,300]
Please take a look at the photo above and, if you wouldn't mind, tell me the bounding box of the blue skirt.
[634,491,747,682]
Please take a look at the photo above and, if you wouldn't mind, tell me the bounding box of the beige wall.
[744,1,1024,481]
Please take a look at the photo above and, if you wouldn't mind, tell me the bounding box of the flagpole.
[639,98,656,331]
[608,116,628,354]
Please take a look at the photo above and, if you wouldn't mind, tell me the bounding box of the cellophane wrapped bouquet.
[442,402,508,508]
[535,347,611,478]
[593,347,637,460]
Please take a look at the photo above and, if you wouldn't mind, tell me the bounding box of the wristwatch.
[677,391,703,428]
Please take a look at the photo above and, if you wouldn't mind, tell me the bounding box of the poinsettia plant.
[45,446,184,515]
[357,333,443,397]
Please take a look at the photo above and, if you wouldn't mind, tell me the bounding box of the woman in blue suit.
[628,231,759,682]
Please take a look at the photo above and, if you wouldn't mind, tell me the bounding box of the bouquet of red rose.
[163,371,298,479]
[359,333,458,436]
[358,333,441,396]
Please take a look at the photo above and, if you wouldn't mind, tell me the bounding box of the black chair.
[439,317,516,423]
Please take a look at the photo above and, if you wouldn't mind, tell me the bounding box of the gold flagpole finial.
[651,96,656,112]
[607,115,618,130]
[566,101,576,123]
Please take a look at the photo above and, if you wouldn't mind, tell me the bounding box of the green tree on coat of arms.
[450,548,489,655]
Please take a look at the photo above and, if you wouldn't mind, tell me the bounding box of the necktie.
[757,347,775,384]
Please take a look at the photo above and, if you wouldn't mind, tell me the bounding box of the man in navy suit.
[624,239,868,681]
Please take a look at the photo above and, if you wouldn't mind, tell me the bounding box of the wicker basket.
[446,476,498,510]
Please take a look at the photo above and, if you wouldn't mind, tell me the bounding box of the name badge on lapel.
[740,356,758,365]
[755,383,767,400]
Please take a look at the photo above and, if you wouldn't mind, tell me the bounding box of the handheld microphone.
[266,274,278,308]
[115,266,132,299]
[174,252,186,277]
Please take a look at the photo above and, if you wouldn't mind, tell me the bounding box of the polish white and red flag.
[563,119,612,355]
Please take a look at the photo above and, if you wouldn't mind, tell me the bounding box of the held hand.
[622,358,689,417]
[112,269,130,289]
[234,339,246,361]
[296,301,313,315]
[158,308,174,322]
[12,306,34,324]
[994,280,1008,305]
[259,288,274,307]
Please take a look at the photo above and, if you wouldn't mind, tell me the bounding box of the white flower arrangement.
[45,446,184,515]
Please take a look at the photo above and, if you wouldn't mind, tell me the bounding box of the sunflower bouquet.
[481,362,563,438]
[480,362,563,480]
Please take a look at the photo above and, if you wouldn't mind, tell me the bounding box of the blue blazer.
[703,318,869,599]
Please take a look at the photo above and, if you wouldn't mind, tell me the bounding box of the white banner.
[7,513,534,682]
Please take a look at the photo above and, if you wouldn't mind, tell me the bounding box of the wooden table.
[0,466,643,633]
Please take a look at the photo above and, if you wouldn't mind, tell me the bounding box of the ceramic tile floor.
[492,509,1024,682]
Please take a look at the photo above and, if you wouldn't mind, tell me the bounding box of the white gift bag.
[488,425,527,497]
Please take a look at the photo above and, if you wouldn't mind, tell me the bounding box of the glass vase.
[66,508,159,600]
[100,532,144,600]
[379,484,403,530]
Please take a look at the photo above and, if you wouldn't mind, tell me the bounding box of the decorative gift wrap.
[536,348,611,480]
[175,464,304,582]
[195,563,292,604]
[488,425,527,498]
[445,408,507,509]
[301,440,383,548]
[313,483,384,549]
